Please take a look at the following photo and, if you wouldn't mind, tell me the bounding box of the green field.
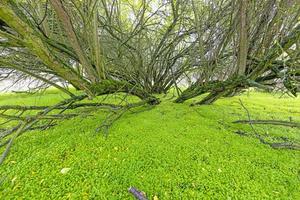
[0,91,299,199]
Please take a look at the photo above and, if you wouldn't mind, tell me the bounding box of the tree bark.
[236,0,248,75]
[49,0,99,82]
[0,1,94,96]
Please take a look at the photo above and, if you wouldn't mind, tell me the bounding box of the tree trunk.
[236,0,248,75]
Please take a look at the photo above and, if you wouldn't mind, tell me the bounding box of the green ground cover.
[0,91,299,199]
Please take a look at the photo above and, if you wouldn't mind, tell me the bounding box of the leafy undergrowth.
[0,91,299,199]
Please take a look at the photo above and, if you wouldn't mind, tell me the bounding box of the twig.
[0,94,88,164]
[0,103,122,111]
[237,99,300,150]
[96,99,151,136]
[128,187,148,200]
[233,120,300,128]
[238,99,265,143]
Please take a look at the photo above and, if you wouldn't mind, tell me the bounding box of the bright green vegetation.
[0,91,299,199]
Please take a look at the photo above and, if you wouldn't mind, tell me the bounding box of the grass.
[0,90,299,199]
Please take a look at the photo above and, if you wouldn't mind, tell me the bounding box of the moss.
[175,76,249,103]
[90,80,126,94]
[0,91,299,199]
[90,80,160,105]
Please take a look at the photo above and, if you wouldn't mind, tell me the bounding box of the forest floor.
[0,90,299,199]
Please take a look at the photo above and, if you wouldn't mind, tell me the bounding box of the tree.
[175,0,300,105]
[0,0,299,164]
